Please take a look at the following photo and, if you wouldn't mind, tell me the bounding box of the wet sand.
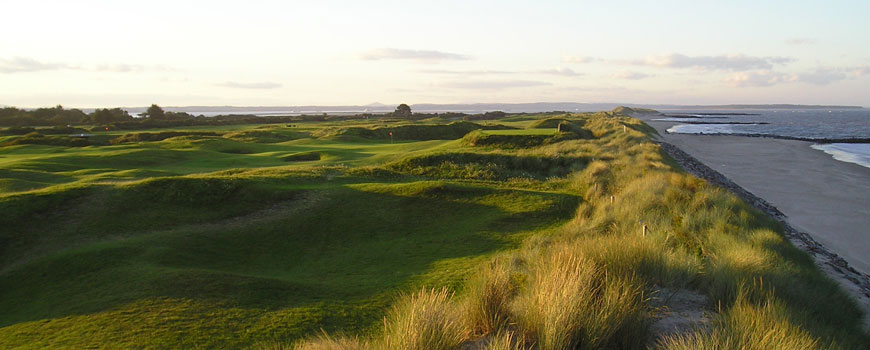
[641,117,870,275]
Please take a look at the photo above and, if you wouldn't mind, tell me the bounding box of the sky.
[1,0,869,108]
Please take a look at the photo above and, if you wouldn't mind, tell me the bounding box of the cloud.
[1,56,177,74]
[796,67,848,85]
[725,65,869,87]
[850,65,870,77]
[217,81,283,89]
[536,67,583,76]
[95,64,176,73]
[724,71,796,87]
[420,67,581,77]
[418,69,515,75]
[360,48,471,63]
[634,53,794,71]
[562,56,599,64]
[0,56,71,73]
[611,70,651,80]
[440,80,551,90]
[95,64,145,72]
[785,38,815,45]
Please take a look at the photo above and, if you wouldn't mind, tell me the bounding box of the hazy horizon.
[2,1,869,107]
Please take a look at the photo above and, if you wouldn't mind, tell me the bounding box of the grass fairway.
[1,112,868,349]
[478,129,558,136]
[0,118,579,349]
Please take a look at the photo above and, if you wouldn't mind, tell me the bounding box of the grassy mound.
[1,126,90,136]
[0,174,577,349]
[528,117,571,129]
[1,132,93,147]
[612,106,659,115]
[109,131,221,144]
[461,128,593,149]
[283,151,321,162]
[313,121,514,141]
[386,151,588,180]
[223,128,303,143]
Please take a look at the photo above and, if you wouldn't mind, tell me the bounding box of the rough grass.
[462,257,519,336]
[223,128,303,143]
[512,248,648,350]
[386,152,588,181]
[271,111,868,350]
[109,131,220,144]
[381,288,468,350]
[283,151,322,162]
[1,132,93,147]
[312,121,511,141]
[1,111,868,349]
[657,293,829,350]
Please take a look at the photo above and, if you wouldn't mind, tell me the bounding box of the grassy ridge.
[287,113,869,349]
[1,112,867,349]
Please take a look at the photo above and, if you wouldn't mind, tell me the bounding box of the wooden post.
[610,195,614,205]
[642,224,648,237]
[623,125,627,133]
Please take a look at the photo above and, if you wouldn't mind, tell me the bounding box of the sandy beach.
[642,117,870,275]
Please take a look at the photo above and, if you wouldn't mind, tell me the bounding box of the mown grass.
[1,111,867,349]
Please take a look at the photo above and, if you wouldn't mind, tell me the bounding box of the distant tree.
[143,104,166,119]
[163,111,194,120]
[483,111,507,119]
[88,108,132,124]
[394,104,412,119]
[28,105,86,125]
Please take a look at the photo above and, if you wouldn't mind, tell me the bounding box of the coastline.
[639,115,870,326]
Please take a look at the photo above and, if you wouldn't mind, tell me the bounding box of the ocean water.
[661,109,870,169]
[810,143,870,168]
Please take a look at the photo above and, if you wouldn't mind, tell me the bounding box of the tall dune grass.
[462,258,519,337]
[512,248,648,350]
[657,292,832,350]
[381,288,467,350]
[292,333,371,350]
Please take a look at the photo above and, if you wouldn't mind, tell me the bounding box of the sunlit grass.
[1,111,868,349]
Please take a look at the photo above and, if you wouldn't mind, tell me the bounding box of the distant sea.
[659,109,870,169]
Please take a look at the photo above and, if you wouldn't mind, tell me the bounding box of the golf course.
[1,110,867,349]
